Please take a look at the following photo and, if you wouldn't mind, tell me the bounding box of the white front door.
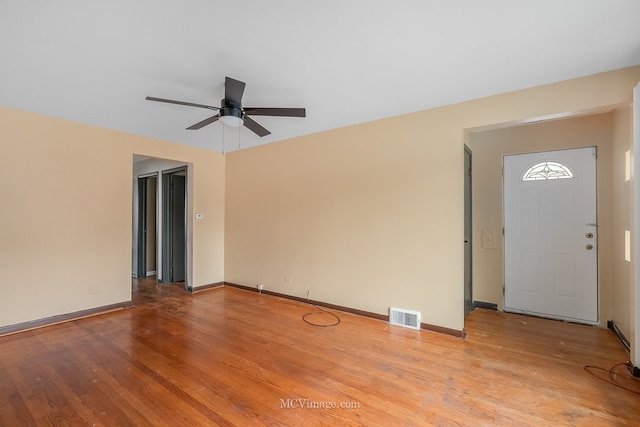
[504,147,598,324]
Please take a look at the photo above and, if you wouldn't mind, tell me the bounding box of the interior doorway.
[132,155,191,292]
[161,167,187,285]
[136,174,157,278]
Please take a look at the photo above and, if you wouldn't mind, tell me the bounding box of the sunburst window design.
[522,161,574,181]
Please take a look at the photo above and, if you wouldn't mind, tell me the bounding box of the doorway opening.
[132,155,191,294]
[161,167,187,285]
[137,173,158,278]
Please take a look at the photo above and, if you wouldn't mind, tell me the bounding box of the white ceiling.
[2,1,640,152]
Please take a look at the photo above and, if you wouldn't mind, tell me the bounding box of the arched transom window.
[522,161,574,181]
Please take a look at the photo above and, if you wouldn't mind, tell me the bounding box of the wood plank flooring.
[0,277,638,426]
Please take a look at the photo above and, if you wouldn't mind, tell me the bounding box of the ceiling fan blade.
[243,107,306,117]
[186,114,220,130]
[224,77,245,106]
[243,115,271,137]
[146,96,218,110]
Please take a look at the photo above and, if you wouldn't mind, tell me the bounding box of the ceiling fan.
[146,76,306,137]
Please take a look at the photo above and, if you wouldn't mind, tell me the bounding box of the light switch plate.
[482,230,495,249]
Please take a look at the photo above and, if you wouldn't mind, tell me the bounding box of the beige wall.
[0,108,225,328]
[467,113,614,325]
[225,66,640,332]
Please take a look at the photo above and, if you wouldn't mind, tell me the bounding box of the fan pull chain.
[222,125,226,155]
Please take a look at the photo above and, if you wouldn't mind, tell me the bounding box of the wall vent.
[389,307,421,330]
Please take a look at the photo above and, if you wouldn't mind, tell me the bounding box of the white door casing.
[504,147,598,324]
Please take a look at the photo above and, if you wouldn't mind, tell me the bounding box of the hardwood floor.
[0,277,638,426]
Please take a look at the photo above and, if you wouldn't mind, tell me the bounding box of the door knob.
[586,244,593,250]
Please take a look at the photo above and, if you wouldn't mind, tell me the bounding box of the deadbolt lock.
[586,232,594,238]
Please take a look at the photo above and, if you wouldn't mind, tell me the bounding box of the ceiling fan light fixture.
[219,104,244,128]
[219,114,244,128]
